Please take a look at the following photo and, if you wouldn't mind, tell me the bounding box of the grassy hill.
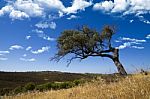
[3,73,150,99]
[0,71,94,95]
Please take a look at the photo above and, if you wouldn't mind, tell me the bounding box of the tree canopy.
[52,25,127,75]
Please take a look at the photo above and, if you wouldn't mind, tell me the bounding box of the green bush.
[59,82,74,89]
[36,85,44,91]
[36,82,53,91]
[51,83,60,90]
[13,86,24,94]
[73,80,84,86]
[24,82,35,91]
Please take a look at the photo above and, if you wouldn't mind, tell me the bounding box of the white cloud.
[143,20,150,24]
[31,46,50,54]
[20,57,36,62]
[26,35,31,40]
[130,20,134,23]
[146,34,150,39]
[58,11,64,17]
[35,22,49,29]
[131,46,144,49]
[93,1,114,12]
[33,29,56,41]
[63,0,93,14]
[0,0,63,19]
[0,0,93,20]
[9,10,29,20]
[23,54,27,57]
[35,0,65,11]
[121,37,146,43]
[0,57,8,61]
[26,46,32,51]
[0,5,14,16]
[14,0,44,17]
[67,15,79,20]
[116,37,146,50]
[0,54,4,56]
[9,45,24,50]
[35,22,56,29]
[49,22,56,29]
[117,42,144,50]
[0,51,10,54]
[117,42,131,49]
[93,0,150,24]
[33,29,44,33]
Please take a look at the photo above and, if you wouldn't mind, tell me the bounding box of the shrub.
[73,80,81,86]
[59,82,73,89]
[13,86,24,94]
[24,82,35,91]
[36,82,53,91]
[51,83,60,90]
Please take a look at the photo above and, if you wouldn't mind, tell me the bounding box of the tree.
[52,25,127,75]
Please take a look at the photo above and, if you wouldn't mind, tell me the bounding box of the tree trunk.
[112,58,127,75]
[112,48,127,75]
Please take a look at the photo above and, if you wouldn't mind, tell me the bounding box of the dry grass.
[2,73,150,99]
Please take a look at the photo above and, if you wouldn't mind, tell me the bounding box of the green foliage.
[13,86,24,94]
[24,82,35,91]
[59,82,73,89]
[36,82,53,91]
[73,80,83,86]
[54,25,115,62]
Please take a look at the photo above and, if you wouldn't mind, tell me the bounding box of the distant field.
[0,71,94,95]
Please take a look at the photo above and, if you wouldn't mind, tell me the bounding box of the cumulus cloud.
[9,45,24,50]
[35,0,65,11]
[93,1,114,12]
[116,37,146,49]
[26,46,32,51]
[0,0,93,20]
[35,22,56,29]
[20,57,36,62]
[31,46,50,54]
[9,10,29,20]
[26,35,31,40]
[93,0,150,24]
[64,0,92,14]
[13,0,43,17]
[0,5,14,16]
[33,29,56,41]
[67,15,79,20]
[146,34,150,39]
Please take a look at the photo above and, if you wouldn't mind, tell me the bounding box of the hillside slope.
[3,73,150,99]
[0,71,92,91]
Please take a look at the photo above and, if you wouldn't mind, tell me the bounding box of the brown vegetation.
[3,73,150,99]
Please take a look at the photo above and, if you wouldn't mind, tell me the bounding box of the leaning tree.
[52,25,127,75]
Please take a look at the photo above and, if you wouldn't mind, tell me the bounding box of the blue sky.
[0,0,150,73]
